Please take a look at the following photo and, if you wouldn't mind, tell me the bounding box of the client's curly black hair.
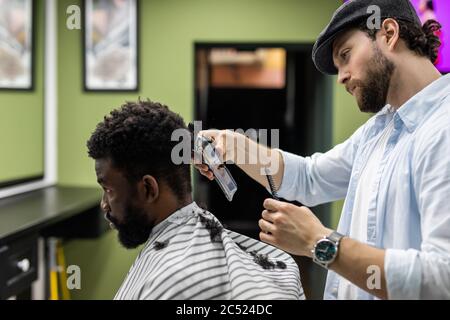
[87,99,192,200]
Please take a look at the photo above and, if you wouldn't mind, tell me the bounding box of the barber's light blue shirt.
[278,74,450,300]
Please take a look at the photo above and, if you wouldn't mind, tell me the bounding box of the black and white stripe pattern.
[114,202,304,300]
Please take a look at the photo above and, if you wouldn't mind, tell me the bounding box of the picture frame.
[0,0,35,91]
[83,0,139,92]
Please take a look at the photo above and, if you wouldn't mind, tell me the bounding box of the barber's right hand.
[194,163,215,181]
[193,129,241,181]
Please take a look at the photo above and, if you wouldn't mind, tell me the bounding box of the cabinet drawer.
[0,235,38,299]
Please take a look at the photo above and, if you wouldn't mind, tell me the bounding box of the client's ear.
[142,175,159,202]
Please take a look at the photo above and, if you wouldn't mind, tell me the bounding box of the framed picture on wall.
[83,0,139,92]
[0,0,34,90]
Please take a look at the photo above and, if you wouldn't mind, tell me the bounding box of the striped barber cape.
[114,201,304,300]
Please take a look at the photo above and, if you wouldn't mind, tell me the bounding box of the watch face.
[314,239,337,262]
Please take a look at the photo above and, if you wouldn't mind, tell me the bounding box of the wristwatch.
[311,231,344,269]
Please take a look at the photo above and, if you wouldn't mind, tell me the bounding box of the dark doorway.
[193,43,333,299]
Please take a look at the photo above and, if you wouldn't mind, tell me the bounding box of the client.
[87,99,304,300]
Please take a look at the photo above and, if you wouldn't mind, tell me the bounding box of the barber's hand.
[194,163,215,181]
[193,129,242,181]
[259,199,332,257]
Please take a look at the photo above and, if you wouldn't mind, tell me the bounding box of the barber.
[196,0,450,300]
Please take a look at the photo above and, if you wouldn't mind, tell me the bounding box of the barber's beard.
[106,203,153,249]
[355,45,395,113]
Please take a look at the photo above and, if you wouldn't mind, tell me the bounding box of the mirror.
[0,0,45,189]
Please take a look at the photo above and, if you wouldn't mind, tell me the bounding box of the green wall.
[57,0,370,299]
[63,230,139,300]
[0,0,44,184]
[57,0,343,187]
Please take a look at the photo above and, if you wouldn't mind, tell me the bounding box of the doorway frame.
[193,42,334,299]
[192,41,333,199]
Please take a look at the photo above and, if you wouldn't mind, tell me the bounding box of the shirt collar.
[394,74,450,133]
[376,104,396,117]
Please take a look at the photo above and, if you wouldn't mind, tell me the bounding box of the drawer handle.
[17,258,30,273]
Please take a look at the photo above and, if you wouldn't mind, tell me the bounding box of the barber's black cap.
[312,0,421,75]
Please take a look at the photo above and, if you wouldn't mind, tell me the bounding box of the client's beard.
[106,203,153,249]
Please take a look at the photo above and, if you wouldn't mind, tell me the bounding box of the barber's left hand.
[259,198,332,257]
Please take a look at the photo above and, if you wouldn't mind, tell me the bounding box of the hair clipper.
[189,124,238,201]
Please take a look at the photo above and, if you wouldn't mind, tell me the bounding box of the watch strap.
[328,231,344,244]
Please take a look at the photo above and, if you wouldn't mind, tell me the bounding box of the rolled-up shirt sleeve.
[276,124,366,207]
[385,246,450,300]
[385,115,450,300]
[384,249,422,299]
